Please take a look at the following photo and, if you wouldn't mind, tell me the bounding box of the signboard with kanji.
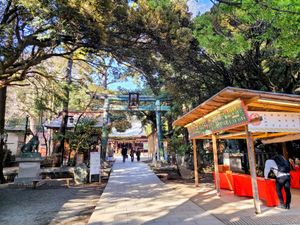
[187,99,249,138]
[187,117,210,139]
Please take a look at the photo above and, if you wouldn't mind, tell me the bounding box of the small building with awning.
[45,111,105,130]
[108,116,148,155]
[44,111,106,156]
[173,87,300,214]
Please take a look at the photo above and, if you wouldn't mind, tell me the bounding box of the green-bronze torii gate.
[93,94,170,161]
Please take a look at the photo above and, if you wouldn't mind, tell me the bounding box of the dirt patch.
[148,162,214,185]
[0,179,108,225]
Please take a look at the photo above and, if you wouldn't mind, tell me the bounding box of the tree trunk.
[29,116,38,136]
[42,125,48,156]
[59,58,73,165]
[0,86,7,183]
[183,128,189,145]
[100,58,113,160]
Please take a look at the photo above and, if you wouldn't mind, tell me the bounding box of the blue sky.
[187,0,213,17]
[109,0,213,91]
[108,77,143,91]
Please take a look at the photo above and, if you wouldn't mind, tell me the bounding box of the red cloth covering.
[290,171,300,188]
[215,172,286,207]
[213,171,234,191]
[232,173,286,207]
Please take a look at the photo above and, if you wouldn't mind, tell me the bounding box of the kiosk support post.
[245,125,261,214]
[192,139,199,187]
[212,134,221,196]
[282,142,288,160]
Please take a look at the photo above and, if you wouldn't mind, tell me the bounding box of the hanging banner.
[248,111,300,132]
[187,99,249,138]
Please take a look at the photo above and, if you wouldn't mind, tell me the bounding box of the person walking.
[130,148,135,162]
[264,154,291,209]
[121,146,128,163]
[136,148,141,162]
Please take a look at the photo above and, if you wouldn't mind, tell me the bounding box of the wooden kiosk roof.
[174,87,300,127]
[173,87,300,141]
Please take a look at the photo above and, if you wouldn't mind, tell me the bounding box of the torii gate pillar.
[155,100,167,160]
[101,97,109,159]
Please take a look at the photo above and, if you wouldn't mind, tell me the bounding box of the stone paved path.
[88,158,225,225]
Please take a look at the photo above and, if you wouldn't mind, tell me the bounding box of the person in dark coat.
[121,146,128,163]
[130,148,135,162]
[136,148,141,162]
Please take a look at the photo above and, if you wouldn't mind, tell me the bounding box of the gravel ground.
[0,182,107,225]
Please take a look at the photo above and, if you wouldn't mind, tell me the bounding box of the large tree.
[152,0,300,116]
[193,0,300,93]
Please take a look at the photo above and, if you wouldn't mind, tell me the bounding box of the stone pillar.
[14,153,42,186]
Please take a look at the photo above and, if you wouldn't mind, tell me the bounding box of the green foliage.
[148,0,172,9]
[168,128,191,156]
[187,0,300,94]
[6,54,104,129]
[65,117,98,153]
[177,143,192,156]
[5,117,26,128]
[194,0,300,60]
[7,75,64,132]
[109,112,132,132]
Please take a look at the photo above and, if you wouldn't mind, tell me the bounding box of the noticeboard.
[90,152,101,182]
[248,111,300,132]
[187,99,249,138]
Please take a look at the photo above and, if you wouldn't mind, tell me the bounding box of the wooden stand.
[212,134,221,196]
[192,139,199,187]
[245,126,261,214]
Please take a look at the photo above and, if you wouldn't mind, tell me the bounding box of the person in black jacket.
[136,148,141,162]
[264,154,291,209]
[121,146,128,163]
[130,148,135,162]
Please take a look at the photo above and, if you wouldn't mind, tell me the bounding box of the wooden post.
[212,134,220,196]
[282,142,288,160]
[245,126,261,214]
[192,139,199,187]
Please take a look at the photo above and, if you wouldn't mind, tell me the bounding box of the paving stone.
[88,157,224,225]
